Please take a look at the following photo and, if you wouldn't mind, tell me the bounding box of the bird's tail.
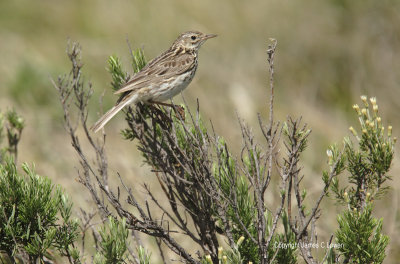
[91,94,138,133]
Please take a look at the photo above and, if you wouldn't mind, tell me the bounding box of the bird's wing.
[114,50,196,95]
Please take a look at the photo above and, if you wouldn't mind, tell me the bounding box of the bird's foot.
[149,100,185,121]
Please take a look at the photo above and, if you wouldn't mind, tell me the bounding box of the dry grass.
[1,0,399,262]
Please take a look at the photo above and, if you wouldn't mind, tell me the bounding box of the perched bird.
[91,31,217,132]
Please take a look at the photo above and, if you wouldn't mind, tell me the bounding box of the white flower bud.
[361,95,367,103]
[361,108,368,116]
[237,236,245,246]
[349,126,357,137]
[352,104,361,115]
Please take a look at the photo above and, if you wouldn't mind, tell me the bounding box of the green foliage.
[5,109,25,132]
[213,138,298,264]
[323,248,337,264]
[137,245,151,264]
[0,109,25,163]
[336,204,389,264]
[0,154,142,264]
[269,212,297,264]
[282,120,311,153]
[221,237,245,264]
[94,217,130,264]
[202,229,297,264]
[0,159,80,263]
[325,144,346,178]
[107,55,127,91]
[107,47,146,92]
[201,237,245,264]
[213,140,259,263]
[329,96,394,263]
[331,96,395,209]
[130,47,147,74]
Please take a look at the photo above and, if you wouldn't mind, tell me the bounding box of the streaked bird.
[91,31,217,133]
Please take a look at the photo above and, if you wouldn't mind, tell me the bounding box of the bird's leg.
[148,100,186,121]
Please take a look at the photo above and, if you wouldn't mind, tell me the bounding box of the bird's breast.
[151,68,197,102]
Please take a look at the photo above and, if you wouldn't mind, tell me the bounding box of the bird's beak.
[203,34,218,40]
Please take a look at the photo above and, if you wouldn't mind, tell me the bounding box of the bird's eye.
[191,35,197,40]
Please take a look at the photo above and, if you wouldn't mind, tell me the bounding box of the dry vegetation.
[0,0,399,262]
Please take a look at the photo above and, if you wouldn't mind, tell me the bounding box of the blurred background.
[1,0,399,262]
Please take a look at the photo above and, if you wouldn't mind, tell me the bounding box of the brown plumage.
[91,31,217,133]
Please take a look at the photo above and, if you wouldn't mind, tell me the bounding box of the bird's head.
[173,31,217,51]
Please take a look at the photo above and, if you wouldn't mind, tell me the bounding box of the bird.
[91,31,217,133]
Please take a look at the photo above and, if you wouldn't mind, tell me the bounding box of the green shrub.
[0,159,80,263]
